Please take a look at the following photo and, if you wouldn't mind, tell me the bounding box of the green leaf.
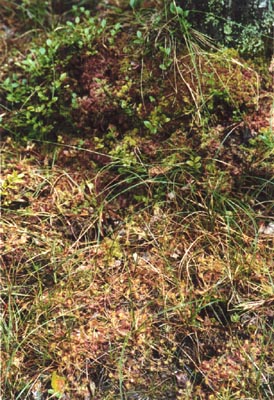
[170,3,183,15]
[101,19,107,28]
[224,24,232,35]
[130,0,138,8]
[144,120,153,129]
[114,23,121,30]
[60,72,67,81]
[39,47,46,55]
[144,120,157,134]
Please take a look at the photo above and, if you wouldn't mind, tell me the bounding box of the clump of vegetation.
[179,0,274,57]
[0,5,110,139]
[1,1,273,399]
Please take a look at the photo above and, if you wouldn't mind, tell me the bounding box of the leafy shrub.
[0,7,106,140]
[0,0,269,142]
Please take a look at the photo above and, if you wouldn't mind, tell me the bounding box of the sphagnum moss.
[1,2,273,399]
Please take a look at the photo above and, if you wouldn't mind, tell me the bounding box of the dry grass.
[1,136,273,400]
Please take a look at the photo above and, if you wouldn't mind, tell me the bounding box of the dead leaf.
[51,371,66,395]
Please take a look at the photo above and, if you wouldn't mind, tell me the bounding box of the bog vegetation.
[1,1,273,399]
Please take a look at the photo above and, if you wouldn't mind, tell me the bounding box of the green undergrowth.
[1,1,273,399]
[1,1,271,142]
